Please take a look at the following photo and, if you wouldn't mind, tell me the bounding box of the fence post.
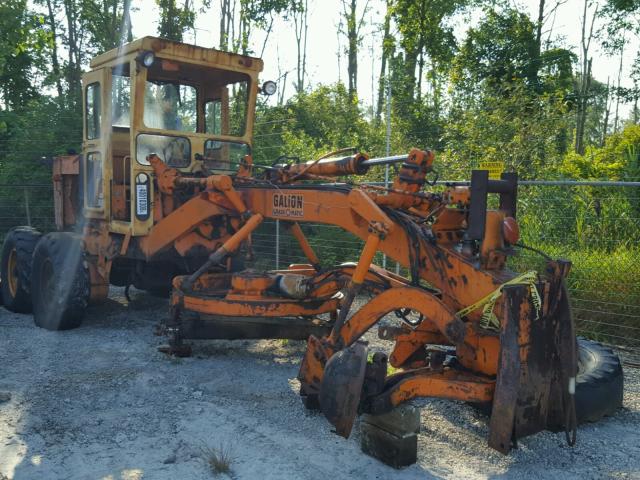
[24,187,31,227]
[383,77,391,270]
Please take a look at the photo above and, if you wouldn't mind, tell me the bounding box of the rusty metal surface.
[489,272,578,454]
[178,313,332,340]
[319,342,367,438]
[367,368,495,415]
[488,285,526,454]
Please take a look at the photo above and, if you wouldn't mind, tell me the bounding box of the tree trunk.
[62,0,82,106]
[575,59,592,155]
[125,0,133,41]
[613,37,625,133]
[45,0,64,99]
[532,0,545,85]
[220,0,230,50]
[575,0,597,154]
[415,0,426,100]
[375,0,391,121]
[345,0,358,99]
[602,77,610,146]
[294,0,308,94]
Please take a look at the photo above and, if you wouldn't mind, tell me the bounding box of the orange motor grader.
[0,37,622,456]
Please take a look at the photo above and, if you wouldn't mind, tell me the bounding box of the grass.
[510,245,640,349]
[201,443,235,477]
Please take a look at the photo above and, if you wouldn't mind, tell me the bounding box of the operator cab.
[81,37,264,235]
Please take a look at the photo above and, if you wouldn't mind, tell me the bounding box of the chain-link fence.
[0,184,55,241]
[1,180,639,365]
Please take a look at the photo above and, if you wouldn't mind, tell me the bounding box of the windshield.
[136,63,252,168]
[142,63,251,136]
[144,81,197,132]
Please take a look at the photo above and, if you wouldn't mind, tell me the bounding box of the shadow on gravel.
[190,338,307,365]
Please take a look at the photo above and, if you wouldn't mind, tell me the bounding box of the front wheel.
[31,233,90,330]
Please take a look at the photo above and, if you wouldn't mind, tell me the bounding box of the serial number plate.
[136,184,148,216]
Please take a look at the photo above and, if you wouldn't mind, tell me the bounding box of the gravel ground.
[1,289,639,480]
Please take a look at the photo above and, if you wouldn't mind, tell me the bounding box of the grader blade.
[319,342,368,438]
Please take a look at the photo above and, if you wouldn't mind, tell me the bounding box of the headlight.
[136,50,155,68]
[261,80,277,96]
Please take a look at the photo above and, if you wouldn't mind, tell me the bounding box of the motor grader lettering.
[271,193,304,217]
[0,37,623,463]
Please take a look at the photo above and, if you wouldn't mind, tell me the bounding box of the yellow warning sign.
[479,161,504,180]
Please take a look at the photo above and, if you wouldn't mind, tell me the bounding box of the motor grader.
[0,37,623,459]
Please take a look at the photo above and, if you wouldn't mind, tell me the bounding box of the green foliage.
[452,7,575,94]
[561,124,640,180]
[453,8,539,89]
[253,84,385,165]
[82,0,133,53]
[510,245,640,343]
[0,97,81,183]
[156,0,195,42]
[0,0,50,109]
[442,80,572,178]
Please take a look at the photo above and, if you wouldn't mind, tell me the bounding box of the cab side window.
[86,83,101,139]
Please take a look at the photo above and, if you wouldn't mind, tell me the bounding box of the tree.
[340,0,369,99]
[443,80,572,178]
[375,0,393,122]
[40,0,64,98]
[0,0,49,110]
[598,0,640,127]
[453,8,542,92]
[293,0,308,93]
[83,0,134,52]
[157,0,194,42]
[574,0,598,155]
[393,0,466,102]
[210,0,300,55]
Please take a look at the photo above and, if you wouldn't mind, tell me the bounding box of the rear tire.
[1,227,42,312]
[31,232,90,330]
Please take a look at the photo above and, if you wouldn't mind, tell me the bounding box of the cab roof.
[90,36,264,73]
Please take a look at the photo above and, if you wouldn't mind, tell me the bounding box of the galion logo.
[272,193,304,218]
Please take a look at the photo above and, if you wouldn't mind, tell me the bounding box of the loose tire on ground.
[575,337,624,423]
[1,227,42,312]
[31,232,90,330]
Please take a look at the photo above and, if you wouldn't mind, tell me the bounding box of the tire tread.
[31,232,89,330]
